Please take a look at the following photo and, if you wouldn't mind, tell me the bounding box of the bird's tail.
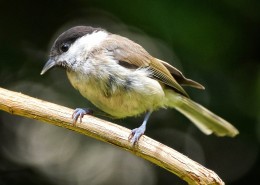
[165,90,239,137]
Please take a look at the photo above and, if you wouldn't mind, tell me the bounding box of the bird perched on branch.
[41,26,239,144]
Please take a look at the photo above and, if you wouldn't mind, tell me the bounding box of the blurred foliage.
[0,0,259,185]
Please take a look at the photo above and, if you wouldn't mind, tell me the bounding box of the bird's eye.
[60,43,70,52]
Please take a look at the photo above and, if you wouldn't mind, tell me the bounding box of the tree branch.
[0,87,224,185]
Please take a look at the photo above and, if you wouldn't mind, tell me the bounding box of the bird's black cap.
[50,26,104,57]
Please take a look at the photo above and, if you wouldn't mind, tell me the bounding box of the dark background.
[0,0,259,184]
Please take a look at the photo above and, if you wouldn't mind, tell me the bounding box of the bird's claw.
[128,127,145,144]
[72,108,93,125]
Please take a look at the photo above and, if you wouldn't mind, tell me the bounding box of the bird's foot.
[128,126,146,144]
[72,108,93,126]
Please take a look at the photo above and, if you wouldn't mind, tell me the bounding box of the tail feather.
[166,91,239,137]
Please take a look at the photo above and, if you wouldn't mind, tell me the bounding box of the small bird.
[41,26,239,144]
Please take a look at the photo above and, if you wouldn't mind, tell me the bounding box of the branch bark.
[0,87,224,185]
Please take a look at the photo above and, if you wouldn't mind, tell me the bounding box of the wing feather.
[158,59,205,89]
[102,34,202,97]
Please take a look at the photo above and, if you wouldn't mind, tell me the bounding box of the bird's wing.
[104,34,199,97]
[158,59,205,89]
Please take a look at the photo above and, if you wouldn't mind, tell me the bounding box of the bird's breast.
[66,66,166,118]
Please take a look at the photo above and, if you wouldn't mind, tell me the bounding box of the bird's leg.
[128,111,153,144]
[72,108,93,126]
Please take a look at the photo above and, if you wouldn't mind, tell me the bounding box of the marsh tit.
[41,26,239,144]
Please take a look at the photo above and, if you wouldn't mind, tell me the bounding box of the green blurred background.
[0,0,259,184]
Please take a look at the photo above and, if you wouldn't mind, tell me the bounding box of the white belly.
[67,69,165,118]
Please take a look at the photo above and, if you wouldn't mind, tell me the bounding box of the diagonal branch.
[0,87,224,185]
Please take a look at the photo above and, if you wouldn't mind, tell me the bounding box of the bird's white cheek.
[67,31,108,65]
[57,50,83,69]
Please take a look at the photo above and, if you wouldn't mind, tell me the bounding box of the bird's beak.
[40,58,56,75]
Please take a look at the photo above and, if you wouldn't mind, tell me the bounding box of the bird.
[41,26,239,144]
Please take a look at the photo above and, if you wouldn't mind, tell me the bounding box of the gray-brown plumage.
[41,26,239,143]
